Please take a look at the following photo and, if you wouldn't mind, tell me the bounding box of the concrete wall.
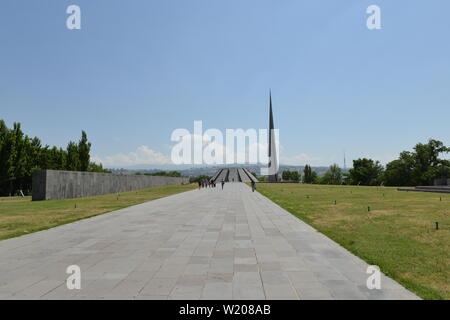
[433,178,450,186]
[32,170,190,201]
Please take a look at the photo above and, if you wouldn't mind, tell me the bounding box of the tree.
[189,175,212,183]
[383,139,450,186]
[167,170,181,177]
[383,152,415,186]
[0,120,14,195]
[10,123,27,192]
[0,120,105,196]
[321,164,342,185]
[303,165,311,183]
[303,165,318,184]
[66,141,80,171]
[290,171,300,181]
[146,171,182,177]
[348,158,383,186]
[282,170,291,181]
[88,162,110,173]
[411,139,450,185]
[78,131,91,171]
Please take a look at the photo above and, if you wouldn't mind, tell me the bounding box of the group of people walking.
[198,179,226,190]
[198,178,256,191]
[198,179,215,189]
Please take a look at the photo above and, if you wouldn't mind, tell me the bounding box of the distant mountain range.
[107,164,348,177]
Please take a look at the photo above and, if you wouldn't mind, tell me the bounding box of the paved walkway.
[0,183,419,300]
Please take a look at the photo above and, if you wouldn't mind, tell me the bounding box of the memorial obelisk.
[268,92,278,182]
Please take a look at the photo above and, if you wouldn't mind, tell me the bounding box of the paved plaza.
[0,183,419,299]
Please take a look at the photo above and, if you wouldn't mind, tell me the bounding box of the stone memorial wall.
[32,170,189,201]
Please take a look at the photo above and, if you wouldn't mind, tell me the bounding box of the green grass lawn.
[0,183,196,241]
[256,183,450,300]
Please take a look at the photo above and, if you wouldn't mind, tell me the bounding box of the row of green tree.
[136,171,182,177]
[282,164,342,184]
[189,175,212,183]
[0,120,108,196]
[283,139,450,186]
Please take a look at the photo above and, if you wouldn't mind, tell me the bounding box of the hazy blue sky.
[1,0,450,168]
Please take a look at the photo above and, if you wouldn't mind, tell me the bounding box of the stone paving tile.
[206,273,234,283]
[0,275,47,296]
[140,277,178,296]
[234,264,259,272]
[259,262,282,272]
[201,282,233,300]
[155,266,186,278]
[177,275,206,286]
[293,281,335,300]
[233,285,265,300]
[169,284,204,300]
[101,279,146,299]
[234,256,257,265]
[8,279,64,300]
[263,284,298,300]
[234,248,255,257]
[0,183,420,300]
[261,271,291,286]
[184,264,209,276]
[134,294,168,300]
[188,256,210,264]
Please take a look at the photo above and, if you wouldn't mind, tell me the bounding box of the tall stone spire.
[268,91,278,182]
[269,91,274,153]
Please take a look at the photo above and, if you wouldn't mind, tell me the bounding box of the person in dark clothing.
[251,181,256,192]
[221,179,225,190]
[198,181,201,189]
